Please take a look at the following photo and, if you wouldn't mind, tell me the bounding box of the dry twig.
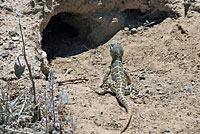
[56,77,89,84]
[18,17,37,105]
[48,68,56,127]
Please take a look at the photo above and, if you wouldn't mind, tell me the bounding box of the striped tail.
[116,93,133,133]
[121,107,132,133]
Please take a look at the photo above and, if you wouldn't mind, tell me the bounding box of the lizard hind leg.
[125,85,139,98]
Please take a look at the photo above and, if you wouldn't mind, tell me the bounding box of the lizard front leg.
[100,66,111,87]
[90,80,111,94]
[90,66,111,94]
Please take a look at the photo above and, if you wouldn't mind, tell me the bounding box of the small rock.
[12,36,19,41]
[191,81,195,85]
[133,98,143,104]
[2,36,7,41]
[8,30,19,37]
[158,90,165,95]
[184,86,190,92]
[131,28,137,34]
[0,18,4,21]
[124,27,129,31]
[112,18,118,23]
[162,130,174,134]
[139,76,145,80]
[147,70,153,74]
[66,59,72,62]
[0,51,9,58]
[98,1,102,6]
[157,83,161,86]
[100,61,107,65]
[89,112,95,118]
[3,42,15,50]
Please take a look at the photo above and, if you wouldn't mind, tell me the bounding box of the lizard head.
[109,40,124,60]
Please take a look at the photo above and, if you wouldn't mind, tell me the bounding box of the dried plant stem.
[18,94,27,116]
[6,128,33,134]
[49,69,55,127]
[18,18,37,105]
[56,77,89,84]
[45,87,48,134]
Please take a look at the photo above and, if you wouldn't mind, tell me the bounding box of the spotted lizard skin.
[92,40,138,133]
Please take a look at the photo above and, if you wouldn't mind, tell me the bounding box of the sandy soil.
[50,12,200,134]
[0,1,200,134]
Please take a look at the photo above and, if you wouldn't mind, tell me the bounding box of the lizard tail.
[116,93,133,133]
[121,107,132,133]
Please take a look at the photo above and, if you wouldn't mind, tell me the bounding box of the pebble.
[191,81,195,85]
[157,83,161,86]
[2,36,7,41]
[12,36,19,41]
[112,18,118,23]
[8,30,19,37]
[124,27,129,31]
[3,42,15,50]
[184,86,190,92]
[98,1,102,6]
[133,98,143,104]
[0,51,9,58]
[131,28,137,34]
[148,70,153,74]
[162,130,174,134]
[0,18,4,21]
[139,76,145,80]
[100,61,107,65]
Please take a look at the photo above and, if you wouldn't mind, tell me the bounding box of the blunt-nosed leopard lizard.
[91,40,138,133]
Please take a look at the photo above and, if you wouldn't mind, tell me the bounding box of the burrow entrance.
[41,10,175,61]
[122,9,174,28]
[41,12,100,61]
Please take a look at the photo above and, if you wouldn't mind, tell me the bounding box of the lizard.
[91,40,138,133]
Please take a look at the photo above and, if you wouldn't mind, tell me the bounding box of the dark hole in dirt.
[122,9,146,28]
[122,9,173,28]
[42,10,175,61]
[41,12,96,61]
